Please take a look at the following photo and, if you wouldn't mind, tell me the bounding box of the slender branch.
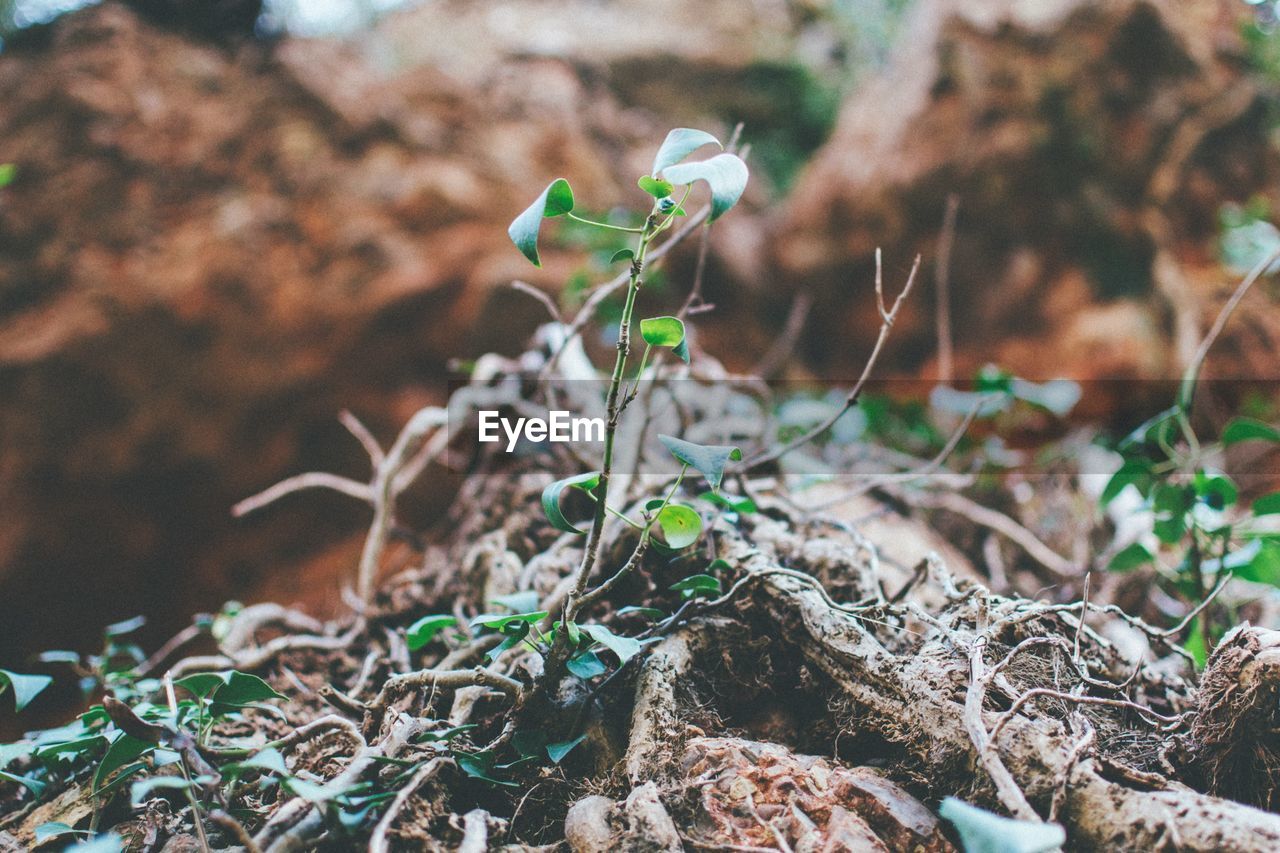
[743,252,921,470]
[1178,245,1280,412]
[339,409,384,468]
[511,280,563,324]
[233,472,372,517]
[934,195,959,385]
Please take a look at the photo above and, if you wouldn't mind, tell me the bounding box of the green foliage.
[659,435,742,492]
[640,315,685,348]
[660,153,749,221]
[0,669,52,712]
[653,504,702,549]
[650,128,721,175]
[938,797,1065,853]
[405,614,458,651]
[0,163,14,188]
[541,471,601,534]
[508,178,575,266]
[670,574,722,599]
[500,128,751,788]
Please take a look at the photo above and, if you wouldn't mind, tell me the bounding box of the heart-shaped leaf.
[492,591,541,613]
[1223,417,1280,445]
[508,178,575,267]
[470,611,548,633]
[221,747,289,778]
[0,769,47,797]
[610,248,635,265]
[651,128,721,176]
[670,573,721,599]
[567,650,608,679]
[655,504,702,549]
[638,175,674,198]
[547,734,587,764]
[640,316,685,348]
[582,624,643,664]
[542,471,601,534]
[175,670,285,708]
[406,614,458,651]
[1253,492,1280,516]
[699,491,756,514]
[1107,542,1153,573]
[659,435,742,492]
[660,153,748,221]
[0,669,52,712]
[937,797,1065,853]
[93,733,153,793]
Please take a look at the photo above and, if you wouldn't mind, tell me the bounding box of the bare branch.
[339,409,385,468]
[744,254,921,470]
[233,472,372,517]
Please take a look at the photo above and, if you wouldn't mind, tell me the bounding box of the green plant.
[509,129,748,697]
[1101,249,1280,663]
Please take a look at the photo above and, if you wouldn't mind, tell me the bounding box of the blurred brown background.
[2,0,1278,676]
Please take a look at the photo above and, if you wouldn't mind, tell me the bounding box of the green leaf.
[1253,492,1280,516]
[173,673,225,699]
[637,175,674,198]
[456,751,518,787]
[0,768,47,797]
[35,822,82,843]
[415,723,478,743]
[1009,378,1081,416]
[1233,540,1280,586]
[94,734,153,793]
[655,504,703,549]
[0,164,15,188]
[658,435,742,492]
[699,491,756,514]
[672,337,691,364]
[1185,618,1209,670]
[1222,417,1280,445]
[222,747,288,778]
[104,616,146,637]
[0,670,52,712]
[610,248,635,265]
[1194,470,1238,510]
[567,650,608,679]
[176,670,284,713]
[617,606,664,620]
[661,153,749,221]
[130,774,212,805]
[512,730,548,758]
[214,671,286,707]
[640,316,686,348]
[581,624,643,664]
[508,178,575,267]
[470,611,548,632]
[547,734,587,764]
[670,574,722,599]
[541,471,601,534]
[651,128,721,176]
[492,591,541,613]
[68,834,125,853]
[1108,542,1154,573]
[284,775,337,802]
[1101,459,1153,505]
[937,797,1065,853]
[406,615,458,651]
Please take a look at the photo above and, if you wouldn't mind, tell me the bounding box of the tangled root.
[1191,625,1280,810]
